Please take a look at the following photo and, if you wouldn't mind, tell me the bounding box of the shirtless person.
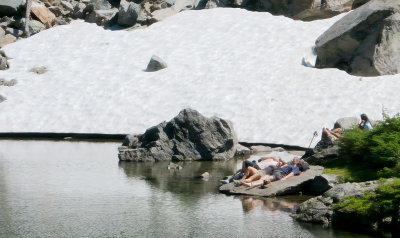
[242,157,305,187]
[236,156,286,185]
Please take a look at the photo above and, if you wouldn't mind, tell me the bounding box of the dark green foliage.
[333,179,400,230]
[338,113,400,178]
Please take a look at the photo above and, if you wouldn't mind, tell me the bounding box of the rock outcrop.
[292,180,380,224]
[219,166,326,197]
[0,94,6,103]
[118,108,238,162]
[315,0,400,76]
[205,0,371,21]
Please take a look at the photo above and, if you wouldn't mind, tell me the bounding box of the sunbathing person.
[236,157,287,184]
[242,157,306,187]
[322,127,342,142]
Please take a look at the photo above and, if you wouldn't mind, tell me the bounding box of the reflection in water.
[238,196,298,214]
[118,160,238,197]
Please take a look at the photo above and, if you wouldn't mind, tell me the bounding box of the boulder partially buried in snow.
[315,0,400,76]
[219,166,325,197]
[118,108,238,161]
[145,55,167,72]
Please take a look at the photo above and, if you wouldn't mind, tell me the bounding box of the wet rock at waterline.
[219,166,325,197]
[292,180,381,224]
[145,55,167,72]
[315,0,400,76]
[118,108,238,161]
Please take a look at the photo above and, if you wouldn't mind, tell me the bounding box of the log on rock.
[219,166,324,197]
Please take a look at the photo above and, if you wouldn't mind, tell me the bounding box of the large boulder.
[219,166,325,197]
[0,0,25,17]
[118,108,238,162]
[292,180,381,224]
[333,117,359,130]
[117,0,141,27]
[315,0,400,76]
[304,145,340,165]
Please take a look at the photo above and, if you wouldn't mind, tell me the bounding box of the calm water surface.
[0,140,373,238]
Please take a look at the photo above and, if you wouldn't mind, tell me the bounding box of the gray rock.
[117,0,141,27]
[173,0,201,12]
[250,145,273,153]
[60,0,74,12]
[145,55,167,72]
[85,9,117,26]
[305,174,341,195]
[219,166,324,197]
[2,79,17,86]
[0,94,6,103]
[0,0,25,17]
[333,117,359,130]
[0,52,8,70]
[0,28,5,38]
[235,143,251,156]
[88,0,112,10]
[118,108,238,161]
[305,145,340,165]
[30,66,48,74]
[293,180,381,224]
[72,2,86,19]
[28,20,46,35]
[315,0,400,76]
[6,27,23,37]
[0,34,16,48]
[48,6,64,17]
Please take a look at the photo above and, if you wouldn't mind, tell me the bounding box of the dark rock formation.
[118,108,238,161]
[0,0,25,17]
[219,166,325,197]
[304,145,340,165]
[315,0,400,76]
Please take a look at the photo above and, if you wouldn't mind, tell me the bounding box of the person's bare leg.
[242,167,260,183]
[243,175,273,187]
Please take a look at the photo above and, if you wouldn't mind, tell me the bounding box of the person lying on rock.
[234,157,286,185]
[241,157,307,188]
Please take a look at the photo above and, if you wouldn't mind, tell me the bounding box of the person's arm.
[359,120,365,129]
[258,156,280,162]
[280,172,294,181]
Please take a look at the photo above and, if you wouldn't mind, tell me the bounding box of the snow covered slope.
[0,8,399,147]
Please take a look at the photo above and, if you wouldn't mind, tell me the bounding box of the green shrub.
[338,113,400,178]
[333,179,400,229]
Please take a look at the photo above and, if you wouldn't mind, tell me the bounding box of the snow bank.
[0,8,399,147]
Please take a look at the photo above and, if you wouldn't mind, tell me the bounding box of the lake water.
[0,140,373,238]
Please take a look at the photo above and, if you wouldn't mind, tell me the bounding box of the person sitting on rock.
[241,157,307,188]
[358,113,373,130]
